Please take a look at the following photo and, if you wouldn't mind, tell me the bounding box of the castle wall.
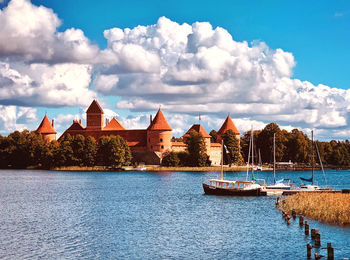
[209,145,222,166]
[171,143,187,153]
[42,133,56,142]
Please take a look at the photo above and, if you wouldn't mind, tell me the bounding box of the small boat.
[203,128,263,196]
[297,130,332,191]
[265,133,293,190]
[203,179,262,196]
[298,130,320,190]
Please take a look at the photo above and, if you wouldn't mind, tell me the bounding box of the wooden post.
[304,220,309,235]
[292,209,296,219]
[311,228,319,239]
[299,215,304,227]
[307,243,312,259]
[315,232,321,247]
[327,243,334,260]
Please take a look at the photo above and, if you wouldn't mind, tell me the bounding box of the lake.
[0,169,349,259]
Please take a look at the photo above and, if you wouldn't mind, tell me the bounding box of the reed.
[281,193,350,226]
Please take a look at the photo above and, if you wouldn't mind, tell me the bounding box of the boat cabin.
[208,179,256,189]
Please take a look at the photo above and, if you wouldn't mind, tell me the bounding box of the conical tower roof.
[86,100,104,114]
[36,115,56,134]
[148,109,172,130]
[183,124,211,138]
[217,115,240,135]
[104,118,125,130]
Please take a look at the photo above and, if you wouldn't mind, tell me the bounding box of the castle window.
[160,138,163,142]
[151,145,153,149]
[161,145,164,149]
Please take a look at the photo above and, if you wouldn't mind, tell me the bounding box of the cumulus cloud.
[90,16,350,135]
[0,105,37,134]
[0,0,98,63]
[0,0,349,139]
[0,62,96,107]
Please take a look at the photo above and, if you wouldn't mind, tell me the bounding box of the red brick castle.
[36,100,240,165]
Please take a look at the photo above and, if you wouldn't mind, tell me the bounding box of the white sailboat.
[265,133,292,190]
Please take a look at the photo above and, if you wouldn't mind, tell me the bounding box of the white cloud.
[0,61,96,107]
[0,105,37,134]
[0,0,98,63]
[92,17,349,134]
[0,0,349,140]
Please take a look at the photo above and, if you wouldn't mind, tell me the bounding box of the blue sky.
[0,0,350,140]
[29,0,350,89]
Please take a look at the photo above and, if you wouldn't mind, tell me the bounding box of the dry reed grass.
[281,193,350,225]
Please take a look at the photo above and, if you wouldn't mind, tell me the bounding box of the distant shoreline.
[25,165,350,172]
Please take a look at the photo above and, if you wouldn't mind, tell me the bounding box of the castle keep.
[36,100,240,165]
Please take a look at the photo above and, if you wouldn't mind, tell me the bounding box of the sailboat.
[202,138,262,196]
[265,133,292,190]
[298,130,324,191]
[257,149,263,171]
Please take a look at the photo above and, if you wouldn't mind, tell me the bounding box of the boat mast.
[273,133,276,184]
[251,126,255,180]
[311,130,314,185]
[246,130,251,181]
[221,139,224,180]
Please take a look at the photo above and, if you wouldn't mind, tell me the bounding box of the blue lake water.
[0,169,349,259]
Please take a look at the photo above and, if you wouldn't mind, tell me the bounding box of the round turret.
[147,109,172,152]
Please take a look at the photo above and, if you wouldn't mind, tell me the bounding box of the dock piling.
[299,215,304,227]
[292,209,296,219]
[327,243,334,260]
[311,229,319,240]
[307,243,312,259]
[304,220,309,236]
[315,232,321,247]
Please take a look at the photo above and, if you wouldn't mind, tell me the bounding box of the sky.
[0,0,350,140]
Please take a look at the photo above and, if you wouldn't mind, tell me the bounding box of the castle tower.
[147,109,172,152]
[217,115,240,143]
[183,124,211,152]
[36,115,57,142]
[86,100,104,130]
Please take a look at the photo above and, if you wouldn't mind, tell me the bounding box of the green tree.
[185,130,211,166]
[257,123,287,162]
[240,130,261,163]
[209,130,218,143]
[0,135,11,168]
[286,129,310,163]
[83,136,97,166]
[97,135,131,167]
[41,140,59,169]
[56,134,74,166]
[162,152,180,166]
[71,134,85,166]
[223,129,242,165]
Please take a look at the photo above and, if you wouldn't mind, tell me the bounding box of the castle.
[36,100,240,165]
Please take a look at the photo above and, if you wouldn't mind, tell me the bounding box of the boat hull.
[203,183,262,196]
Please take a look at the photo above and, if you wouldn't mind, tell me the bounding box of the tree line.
[0,130,131,169]
[238,123,350,167]
[1,123,349,169]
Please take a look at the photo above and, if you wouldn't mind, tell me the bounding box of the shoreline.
[1,165,350,172]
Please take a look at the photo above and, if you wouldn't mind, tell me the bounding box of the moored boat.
[203,128,263,196]
[203,179,262,196]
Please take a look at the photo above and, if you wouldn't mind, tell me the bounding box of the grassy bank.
[145,165,248,172]
[280,193,350,226]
